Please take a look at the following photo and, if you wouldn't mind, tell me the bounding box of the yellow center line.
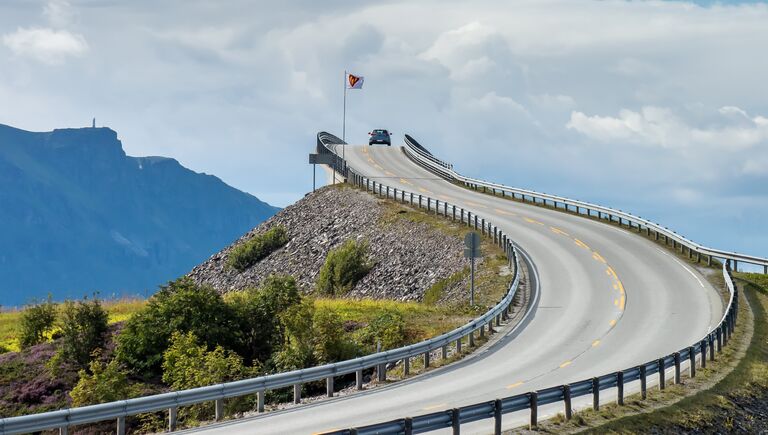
[613,283,619,290]
[524,217,545,225]
[592,340,601,347]
[606,266,618,280]
[418,187,433,194]
[494,208,517,216]
[385,171,395,177]
[438,195,453,201]
[619,295,626,310]
[614,298,619,306]
[550,226,569,236]
[617,281,625,295]
[399,178,413,186]
[374,164,384,170]
[367,157,375,163]
[422,403,448,411]
[610,319,617,327]
[465,201,487,209]
[592,251,607,264]
[559,361,572,368]
[574,238,590,250]
[506,381,525,389]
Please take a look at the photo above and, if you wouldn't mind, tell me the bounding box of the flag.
[347,73,364,89]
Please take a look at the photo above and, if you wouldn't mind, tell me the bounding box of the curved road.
[190,144,723,434]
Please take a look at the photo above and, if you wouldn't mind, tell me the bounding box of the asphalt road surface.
[188,144,723,434]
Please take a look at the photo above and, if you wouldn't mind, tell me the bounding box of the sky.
[1,0,766,265]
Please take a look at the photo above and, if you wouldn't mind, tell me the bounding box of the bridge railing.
[0,133,527,435]
[402,135,768,273]
[320,262,740,434]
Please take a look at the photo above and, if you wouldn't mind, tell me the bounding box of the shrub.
[312,307,359,363]
[116,278,240,377]
[58,297,109,369]
[70,356,138,406]
[227,226,288,271]
[19,296,57,349]
[316,239,372,296]
[358,311,406,351]
[227,275,302,365]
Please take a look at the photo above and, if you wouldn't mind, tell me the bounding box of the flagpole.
[342,70,347,176]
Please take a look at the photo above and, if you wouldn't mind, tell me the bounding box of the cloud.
[2,27,88,64]
[43,0,76,28]
[567,106,768,149]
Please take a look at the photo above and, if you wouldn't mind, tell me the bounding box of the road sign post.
[464,232,481,306]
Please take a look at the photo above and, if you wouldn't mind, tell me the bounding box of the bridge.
[1,132,760,435]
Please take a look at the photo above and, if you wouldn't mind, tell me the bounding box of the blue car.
[368,129,392,146]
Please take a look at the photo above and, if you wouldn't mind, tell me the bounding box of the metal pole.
[312,163,316,191]
[470,256,475,306]
[342,70,347,142]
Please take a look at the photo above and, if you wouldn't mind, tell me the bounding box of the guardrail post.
[689,346,696,378]
[563,385,572,420]
[481,218,486,234]
[474,215,479,230]
[451,408,460,435]
[592,377,600,410]
[117,416,126,435]
[469,330,475,347]
[658,358,666,390]
[356,369,364,389]
[452,206,456,221]
[378,363,386,382]
[59,426,69,435]
[701,340,707,368]
[529,392,538,430]
[494,398,503,434]
[674,352,681,384]
[258,390,265,413]
[167,406,179,435]
[466,211,471,227]
[294,384,302,403]
[404,416,414,435]
[640,365,647,399]
[442,345,448,360]
[327,376,334,397]
[717,328,723,352]
[424,351,430,369]
[617,371,624,405]
[709,334,715,361]
[215,398,224,421]
[479,324,485,338]
[456,337,462,354]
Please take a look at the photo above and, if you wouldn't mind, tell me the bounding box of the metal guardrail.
[402,135,768,273]
[321,263,740,435]
[0,134,525,435]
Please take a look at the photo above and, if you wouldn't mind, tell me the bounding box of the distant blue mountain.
[0,124,279,306]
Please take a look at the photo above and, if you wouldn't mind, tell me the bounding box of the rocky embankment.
[189,186,477,301]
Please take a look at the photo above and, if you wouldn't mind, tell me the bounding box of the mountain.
[0,124,279,306]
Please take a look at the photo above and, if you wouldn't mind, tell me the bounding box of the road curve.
[188,144,723,434]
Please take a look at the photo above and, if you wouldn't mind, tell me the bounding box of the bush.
[227,226,288,271]
[227,275,302,365]
[116,278,240,377]
[316,239,373,296]
[274,302,359,372]
[58,297,109,369]
[19,296,57,349]
[70,356,138,406]
[358,311,406,351]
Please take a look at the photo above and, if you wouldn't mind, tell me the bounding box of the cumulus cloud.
[43,0,76,28]
[567,106,768,149]
[2,27,88,64]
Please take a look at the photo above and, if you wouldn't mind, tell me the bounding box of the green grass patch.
[423,269,467,305]
[227,225,288,271]
[0,298,146,353]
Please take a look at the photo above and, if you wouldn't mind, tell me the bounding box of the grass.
[0,298,147,353]
[520,272,767,434]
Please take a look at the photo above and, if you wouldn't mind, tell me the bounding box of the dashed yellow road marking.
[506,381,524,389]
[418,187,433,194]
[610,319,617,327]
[606,266,618,280]
[385,170,395,176]
[560,361,572,368]
[362,147,368,153]
[619,295,626,310]
[399,178,413,185]
[592,252,607,264]
[574,239,590,250]
[422,403,448,411]
[465,201,487,208]
[617,281,625,295]
[592,340,601,347]
[524,217,544,225]
[494,208,517,216]
[614,299,619,306]
[374,164,384,170]
[438,195,453,201]
[550,226,569,236]
[367,157,375,163]
[613,283,619,290]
